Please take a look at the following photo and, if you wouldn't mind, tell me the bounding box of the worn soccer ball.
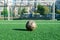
[26,20,37,31]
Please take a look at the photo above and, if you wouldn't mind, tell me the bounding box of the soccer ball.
[26,20,37,31]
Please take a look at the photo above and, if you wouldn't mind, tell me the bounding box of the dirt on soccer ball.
[26,20,37,31]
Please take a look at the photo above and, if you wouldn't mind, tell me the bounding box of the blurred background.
[0,0,60,20]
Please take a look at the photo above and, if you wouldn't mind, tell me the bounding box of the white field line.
[0,23,60,24]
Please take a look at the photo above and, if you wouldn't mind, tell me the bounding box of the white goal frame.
[0,0,56,20]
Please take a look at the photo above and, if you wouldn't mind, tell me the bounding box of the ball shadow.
[12,28,27,31]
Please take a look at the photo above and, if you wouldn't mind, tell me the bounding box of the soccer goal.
[0,0,56,20]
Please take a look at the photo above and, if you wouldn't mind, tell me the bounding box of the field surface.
[0,20,60,40]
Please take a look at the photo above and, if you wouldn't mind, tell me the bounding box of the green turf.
[0,20,60,40]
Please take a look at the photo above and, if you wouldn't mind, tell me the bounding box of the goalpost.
[52,1,55,20]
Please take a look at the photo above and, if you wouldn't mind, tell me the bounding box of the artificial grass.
[0,20,60,40]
